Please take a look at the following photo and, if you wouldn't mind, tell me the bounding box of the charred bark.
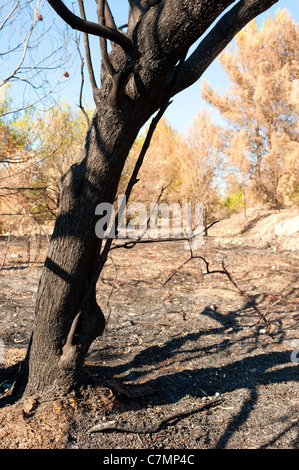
[23,101,152,395]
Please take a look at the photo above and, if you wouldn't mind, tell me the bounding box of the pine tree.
[201,9,299,207]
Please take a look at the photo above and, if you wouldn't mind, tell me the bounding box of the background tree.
[0,0,74,116]
[119,111,225,233]
[122,118,182,206]
[0,96,90,236]
[182,109,226,231]
[0,0,78,237]
[201,9,299,208]
[15,0,279,398]
[28,102,92,222]
[0,86,34,233]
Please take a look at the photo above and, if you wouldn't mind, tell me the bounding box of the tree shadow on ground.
[89,306,298,448]
[0,361,22,407]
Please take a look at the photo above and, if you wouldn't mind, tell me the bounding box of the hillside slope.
[209,207,299,251]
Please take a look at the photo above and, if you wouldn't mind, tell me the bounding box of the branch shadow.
[89,305,298,448]
[0,361,23,407]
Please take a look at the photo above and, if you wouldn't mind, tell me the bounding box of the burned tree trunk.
[24,101,151,395]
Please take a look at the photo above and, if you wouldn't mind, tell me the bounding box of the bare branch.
[47,0,139,59]
[110,215,219,252]
[0,1,74,117]
[0,73,65,117]
[77,0,98,92]
[103,0,117,30]
[74,35,90,125]
[96,0,115,77]
[89,396,222,434]
[1,0,40,87]
[220,260,269,324]
[102,252,118,329]
[95,0,117,32]
[0,0,20,31]
[170,0,279,97]
[0,185,50,191]
[109,181,172,251]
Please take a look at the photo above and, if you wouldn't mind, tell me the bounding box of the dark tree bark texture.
[21,0,278,397]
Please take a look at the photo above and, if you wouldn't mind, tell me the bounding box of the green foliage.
[0,84,12,117]
[220,188,244,213]
[0,94,92,228]
[290,184,299,206]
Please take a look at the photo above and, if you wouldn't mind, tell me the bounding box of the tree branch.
[47,0,139,59]
[96,0,115,77]
[110,219,219,251]
[0,73,65,117]
[74,35,90,125]
[77,0,98,92]
[0,0,19,31]
[101,0,117,31]
[170,0,279,97]
[1,0,40,87]
[89,396,222,434]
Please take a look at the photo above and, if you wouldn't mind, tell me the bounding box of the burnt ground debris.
[0,210,298,449]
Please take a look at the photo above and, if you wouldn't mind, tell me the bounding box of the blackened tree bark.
[20,0,279,397]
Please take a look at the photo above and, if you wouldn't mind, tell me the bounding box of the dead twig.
[74,34,90,126]
[164,253,270,329]
[219,260,268,325]
[89,396,222,434]
[111,219,220,251]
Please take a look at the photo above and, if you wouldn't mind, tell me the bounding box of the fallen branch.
[110,220,220,251]
[89,396,222,434]
[219,260,268,325]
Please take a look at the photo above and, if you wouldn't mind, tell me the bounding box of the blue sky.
[3,0,299,134]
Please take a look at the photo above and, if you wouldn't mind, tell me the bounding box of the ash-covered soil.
[0,208,298,449]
